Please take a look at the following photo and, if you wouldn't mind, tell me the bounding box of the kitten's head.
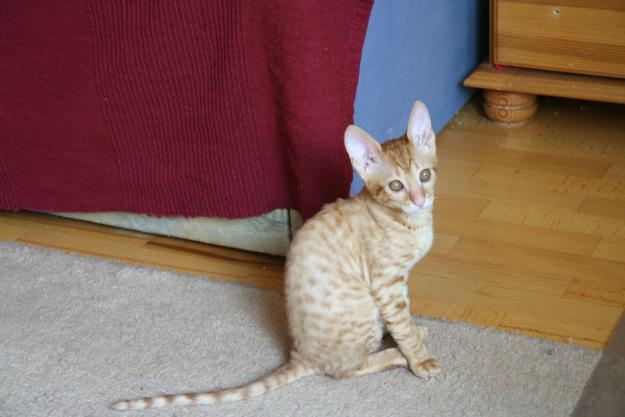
[345,100,437,214]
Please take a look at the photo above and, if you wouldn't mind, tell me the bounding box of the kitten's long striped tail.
[110,359,314,411]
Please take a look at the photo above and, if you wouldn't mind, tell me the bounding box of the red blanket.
[0,1,372,219]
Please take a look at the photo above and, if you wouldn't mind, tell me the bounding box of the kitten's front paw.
[415,325,428,340]
[411,357,441,378]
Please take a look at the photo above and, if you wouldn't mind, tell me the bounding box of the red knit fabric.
[0,1,372,219]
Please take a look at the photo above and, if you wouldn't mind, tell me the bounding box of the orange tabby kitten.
[111,100,440,411]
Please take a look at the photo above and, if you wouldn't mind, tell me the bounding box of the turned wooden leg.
[482,90,538,126]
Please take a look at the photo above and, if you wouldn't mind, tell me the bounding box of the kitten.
[111,100,440,411]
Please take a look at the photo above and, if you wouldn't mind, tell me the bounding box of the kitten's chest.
[380,223,433,272]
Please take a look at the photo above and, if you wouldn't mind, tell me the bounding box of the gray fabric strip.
[572,312,625,417]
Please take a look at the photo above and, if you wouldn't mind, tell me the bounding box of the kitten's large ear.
[344,125,383,179]
[407,100,435,152]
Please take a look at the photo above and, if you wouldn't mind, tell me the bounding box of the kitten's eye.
[388,180,404,192]
[419,169,431,182]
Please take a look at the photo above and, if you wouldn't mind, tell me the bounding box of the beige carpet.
[0,242,601,417]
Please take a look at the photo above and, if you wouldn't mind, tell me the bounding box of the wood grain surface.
[2,96,624,349]
[492,0,625,78]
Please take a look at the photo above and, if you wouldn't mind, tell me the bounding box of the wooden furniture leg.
[482,90,537,127]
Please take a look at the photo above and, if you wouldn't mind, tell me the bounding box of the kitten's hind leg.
[353,348,407,377]
[354,326,428,377]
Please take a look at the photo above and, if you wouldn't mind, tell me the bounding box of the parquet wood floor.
[2,96,624,349]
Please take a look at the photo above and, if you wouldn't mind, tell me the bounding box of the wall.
[351,0,488,194]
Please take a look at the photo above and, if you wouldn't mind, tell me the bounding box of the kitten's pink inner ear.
[344,125,382,178]
[407,100,435,150]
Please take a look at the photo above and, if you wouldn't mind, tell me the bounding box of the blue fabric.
[351,0,488,194]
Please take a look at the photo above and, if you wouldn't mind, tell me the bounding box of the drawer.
[492,0,625,79]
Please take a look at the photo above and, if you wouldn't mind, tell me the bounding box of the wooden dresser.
[465,0,625,125]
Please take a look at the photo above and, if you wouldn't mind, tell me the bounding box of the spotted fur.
[110,100,440,411]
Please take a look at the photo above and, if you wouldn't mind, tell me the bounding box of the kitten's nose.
[410,189,425,207]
